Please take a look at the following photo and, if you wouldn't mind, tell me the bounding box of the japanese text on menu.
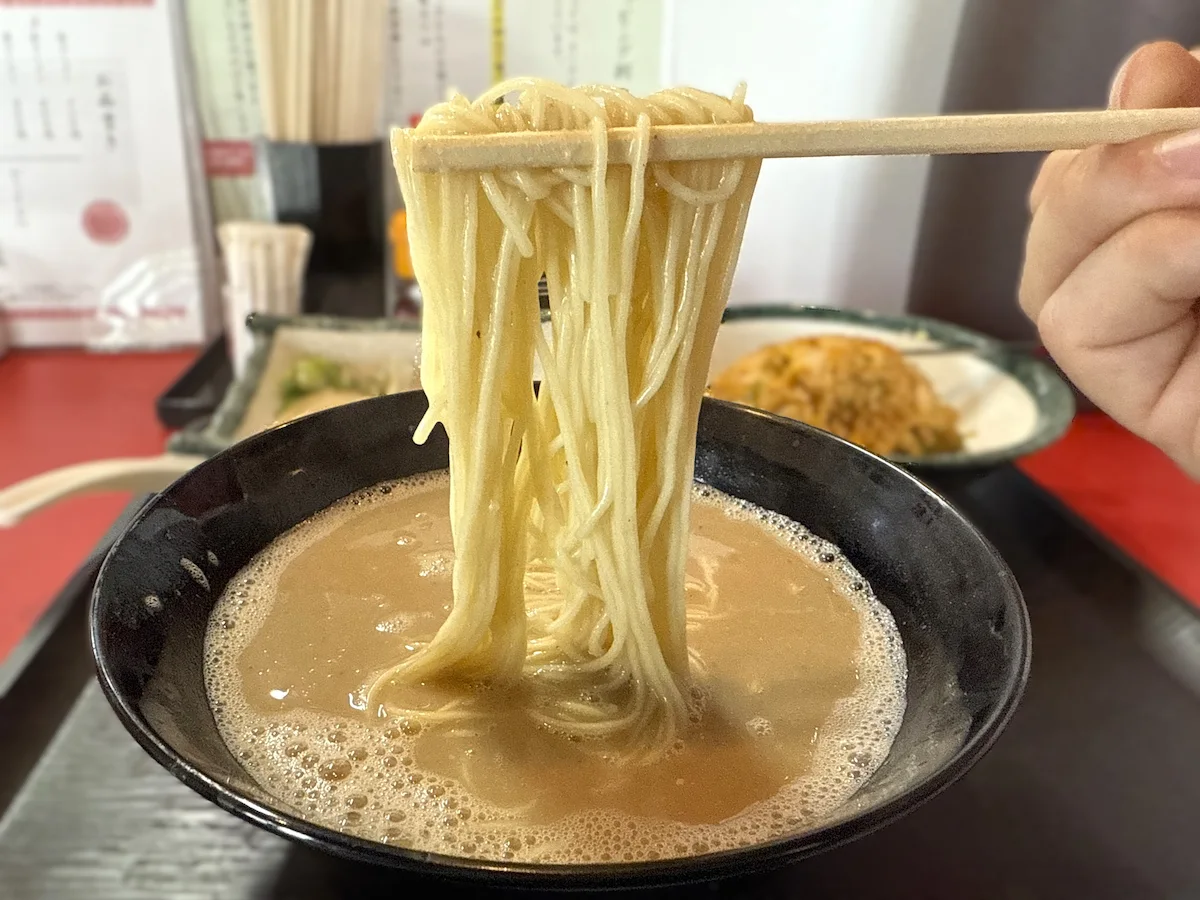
[386,0,663,129]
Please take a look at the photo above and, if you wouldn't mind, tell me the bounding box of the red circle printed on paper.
[82,200,130,244]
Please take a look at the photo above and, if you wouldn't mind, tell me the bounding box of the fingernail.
[1157,129,1200,178]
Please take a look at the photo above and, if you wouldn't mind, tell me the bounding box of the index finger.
[1020,41,1200,318]
[1029,149,1078,214]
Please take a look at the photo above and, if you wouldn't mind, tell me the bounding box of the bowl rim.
[91,393,1032,889]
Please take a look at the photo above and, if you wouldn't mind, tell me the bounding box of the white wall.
[665,0,966,313]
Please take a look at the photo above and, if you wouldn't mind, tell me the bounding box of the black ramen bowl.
[91,390,1029,890]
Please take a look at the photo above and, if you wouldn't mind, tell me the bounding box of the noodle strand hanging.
[374,79,761,756]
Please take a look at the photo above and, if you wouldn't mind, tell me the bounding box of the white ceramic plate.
[711,305,1075,469]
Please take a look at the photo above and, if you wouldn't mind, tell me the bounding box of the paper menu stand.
[184,0,270,226]
[0,0,221,349]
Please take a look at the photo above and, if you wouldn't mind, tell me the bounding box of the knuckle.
[1018,209,1066,323]
[1016,251,1043,320]
[1056,143,1108,200]
[1054,140,1161,212]
[1113,209,1200,293]
[1033,290,1071,355]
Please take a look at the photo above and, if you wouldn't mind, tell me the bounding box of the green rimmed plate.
[168,311,557,458]
[169,313,424,457]
[713,305,1075,470]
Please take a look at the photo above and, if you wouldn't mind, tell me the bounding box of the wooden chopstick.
[336,0,359,142]
[284,0,302,141]
[297,0,315,142]
[407,107,1200,172]
[249,0,278,139]
[320,0,341,142]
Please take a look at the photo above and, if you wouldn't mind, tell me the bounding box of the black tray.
[3,469,1200,898]
[155,335,233,430]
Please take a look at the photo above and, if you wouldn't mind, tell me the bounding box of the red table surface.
[0,349,197,662]
[1,350,1198,664]
[1016,413,1200,605]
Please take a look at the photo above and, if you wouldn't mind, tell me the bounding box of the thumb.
[1109,41,1200,110]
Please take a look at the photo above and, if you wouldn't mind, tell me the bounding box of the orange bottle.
[389,209,421,318]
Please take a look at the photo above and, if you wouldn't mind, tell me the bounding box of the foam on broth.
[204,472,906,863]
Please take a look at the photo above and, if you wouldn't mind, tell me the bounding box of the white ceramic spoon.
[0,455,205,528]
